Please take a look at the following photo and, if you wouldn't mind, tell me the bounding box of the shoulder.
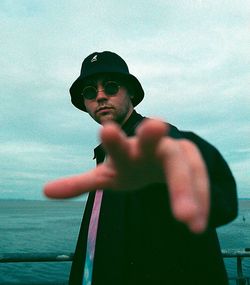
[167,124,225,166]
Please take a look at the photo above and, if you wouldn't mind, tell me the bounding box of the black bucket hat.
[69,51,144,112]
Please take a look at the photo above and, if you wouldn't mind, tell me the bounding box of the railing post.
[237,256,246,285]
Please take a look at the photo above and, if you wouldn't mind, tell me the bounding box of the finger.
[43,165,115,199]
[43,169,98,199]
[136,119,169,156]
[180,141,210,233]
[159,139,200,231]
[100,122,131,167]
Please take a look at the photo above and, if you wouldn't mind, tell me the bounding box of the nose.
[95,84,108,101]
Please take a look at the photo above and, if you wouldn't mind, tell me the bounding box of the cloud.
[0,0,249,199]
[0,140,95,199]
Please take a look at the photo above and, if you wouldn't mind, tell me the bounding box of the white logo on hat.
[91,55,98,62]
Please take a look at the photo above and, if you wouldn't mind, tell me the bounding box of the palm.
[95,123,166,190]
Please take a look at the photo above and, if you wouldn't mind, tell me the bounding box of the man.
[44,51,238,285]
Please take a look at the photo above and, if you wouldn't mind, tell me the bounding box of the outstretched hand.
[44,119,209,233]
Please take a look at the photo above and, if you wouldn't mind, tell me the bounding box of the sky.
[1,0,249,200]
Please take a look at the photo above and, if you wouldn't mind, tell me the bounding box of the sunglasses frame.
[81,81,121,100]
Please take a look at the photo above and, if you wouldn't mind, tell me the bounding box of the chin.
[99,115,115,125]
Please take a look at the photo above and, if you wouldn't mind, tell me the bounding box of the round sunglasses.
[81,81,121,100]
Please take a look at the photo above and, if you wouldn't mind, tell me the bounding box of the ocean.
[0,199,249,284]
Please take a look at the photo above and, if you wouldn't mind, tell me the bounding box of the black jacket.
[69,111,237,285]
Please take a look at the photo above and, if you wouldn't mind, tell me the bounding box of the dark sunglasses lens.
[104,82,119,95]
[82,86,96,99]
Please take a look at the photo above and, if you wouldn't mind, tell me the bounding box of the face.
[83,76,134,125]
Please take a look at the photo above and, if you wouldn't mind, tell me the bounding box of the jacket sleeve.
[181,131,238,228]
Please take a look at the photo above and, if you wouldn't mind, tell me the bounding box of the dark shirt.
[69,110,238,285]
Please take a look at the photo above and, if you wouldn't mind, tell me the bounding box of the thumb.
[43,169,98,199]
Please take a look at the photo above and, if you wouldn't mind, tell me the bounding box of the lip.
[96,106,113,114]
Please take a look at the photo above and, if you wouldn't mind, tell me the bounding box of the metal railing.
[222,249,250,285]
[0,249,249,285]
[0,252,74,263]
